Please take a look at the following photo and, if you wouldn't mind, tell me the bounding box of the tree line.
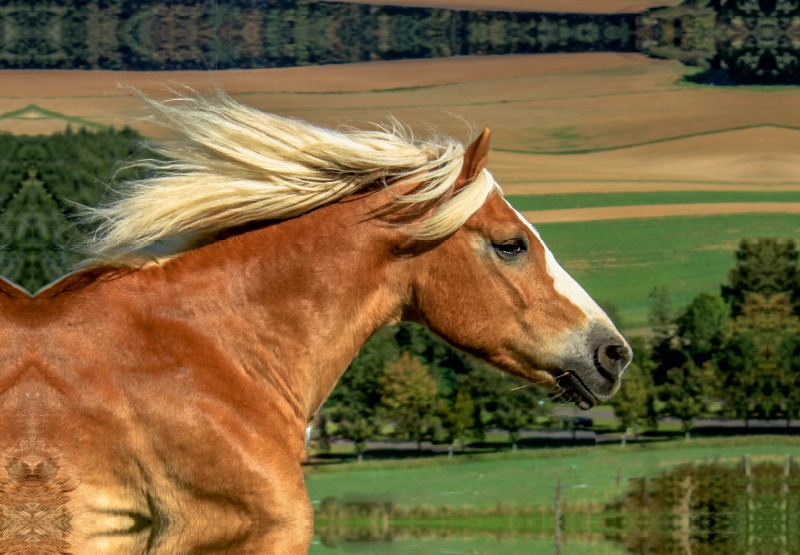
[0,0,636,70]
[636,0,800,85]
[0,127,148,291]
[318,322,559,461]
[612,238,800,437]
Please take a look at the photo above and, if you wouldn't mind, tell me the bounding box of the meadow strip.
[304,436,800,509]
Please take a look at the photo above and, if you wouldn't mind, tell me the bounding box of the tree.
[458,361,551,445]
[647,286,684,389]
[716,329,760,423]
[648,285,673,333]
[379,352,438,450]
[327,326,398,417]
[454,363,504,441]
[314,412,332,455]
[437,389,476,453]
[661,361,713,438]
[491,384,546,451]
[722,238,800,316]
[610,337,657,438]
[0,127,149,291]
[330,407,380,463]
[777,330,800,425]
[393,322,472,399]
[719,293,800,423]
[651,293,727,437]
[324,326,400,461]
[715,239,800,423]
[675,293,729,367]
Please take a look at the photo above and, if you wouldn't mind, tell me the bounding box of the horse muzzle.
[554,323,632,410]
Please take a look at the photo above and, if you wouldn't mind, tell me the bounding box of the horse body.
[0,96,631,554]
[1,188,422,553]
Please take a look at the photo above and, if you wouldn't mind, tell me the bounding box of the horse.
[0,94,631,555]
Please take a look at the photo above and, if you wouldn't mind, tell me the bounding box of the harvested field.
[492,126,800,189]
[521,203,800,223]
[4,53,799,190]
[323,0,679,13]
[4,55,796,188]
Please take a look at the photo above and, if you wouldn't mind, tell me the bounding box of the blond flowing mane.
[82,93,499,266]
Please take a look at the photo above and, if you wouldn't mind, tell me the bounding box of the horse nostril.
[596,344,632,379]
[605,345,622,362]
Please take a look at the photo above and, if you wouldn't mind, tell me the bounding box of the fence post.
[554,476,562,555]
[783,454,792,548]
[743,454,752,548]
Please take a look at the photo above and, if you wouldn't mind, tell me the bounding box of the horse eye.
[493,239,527,257]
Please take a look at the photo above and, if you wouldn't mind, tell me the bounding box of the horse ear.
[455,127,491,189]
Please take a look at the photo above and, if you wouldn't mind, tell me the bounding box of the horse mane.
[81,93,499,267]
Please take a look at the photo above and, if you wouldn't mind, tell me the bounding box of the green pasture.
[310,536,627,555]
[506,191,800,212]
[304,437,800,510]
[526,213,800,328]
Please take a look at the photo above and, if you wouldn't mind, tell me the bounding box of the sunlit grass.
[305,436,800,509]
[529,214,800,327]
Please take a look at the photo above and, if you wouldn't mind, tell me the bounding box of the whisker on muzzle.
[510,370,569,391]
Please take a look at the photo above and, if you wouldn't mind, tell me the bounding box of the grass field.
[310,536,627,555]
[304,437,800,510]
[310,535,628,555]
[530,214,800,327]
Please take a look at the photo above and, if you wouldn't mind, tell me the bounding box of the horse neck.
[138,198,408,422]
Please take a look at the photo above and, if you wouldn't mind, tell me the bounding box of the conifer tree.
[722,238,800,315]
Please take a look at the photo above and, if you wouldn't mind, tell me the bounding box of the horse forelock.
[79,93,500,268]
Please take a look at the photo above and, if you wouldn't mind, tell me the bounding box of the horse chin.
[555,372,598,411]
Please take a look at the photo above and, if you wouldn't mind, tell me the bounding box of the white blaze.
[506,200,615,328]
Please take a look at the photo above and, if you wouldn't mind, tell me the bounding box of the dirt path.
[503,183,800,194]
[324,0,679,13]
[521,203,800,223]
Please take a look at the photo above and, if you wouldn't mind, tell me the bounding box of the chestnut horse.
[0,95,631,555]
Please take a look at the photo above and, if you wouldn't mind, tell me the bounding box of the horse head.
[401,130,631,409]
